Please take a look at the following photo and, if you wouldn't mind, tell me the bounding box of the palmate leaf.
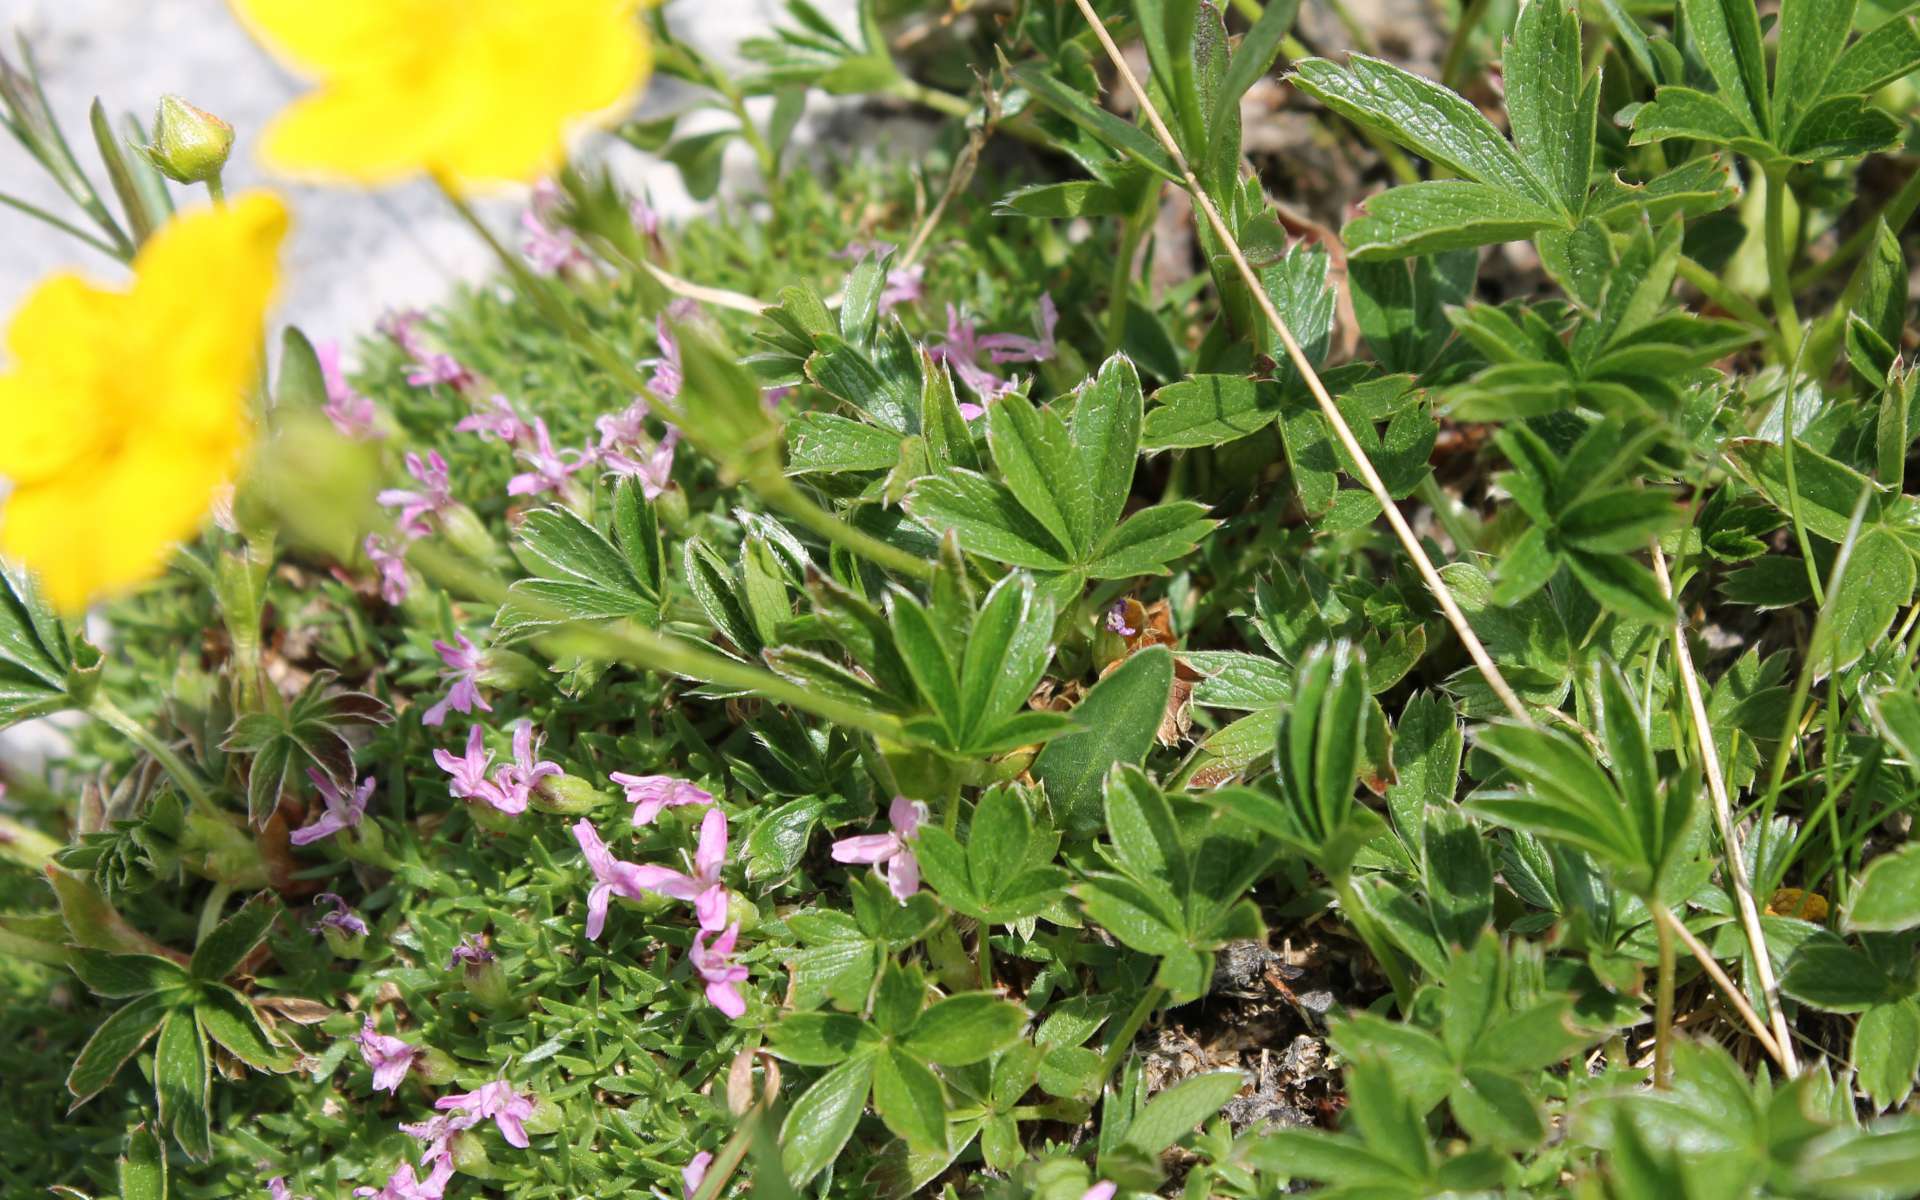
[219,671,390,827]
[497,478,667,642]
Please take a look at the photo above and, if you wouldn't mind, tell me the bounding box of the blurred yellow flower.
[0,193,287,612]
[230,0,651,186]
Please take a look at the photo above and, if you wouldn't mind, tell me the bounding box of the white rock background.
[0,0,854,341]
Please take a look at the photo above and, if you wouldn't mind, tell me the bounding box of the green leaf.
[154,1009,210,1159]
[684,537,763,658]
[1846,844,1920,933]
[1564,548,1673,625]
[769,1012,879,1065]
[195,985,291,1073]
[1385,691,1461,845]
[956,574,1054,745]
[1451,1069,1545,1151]
[905,471,1073,570]
[1031,647,1174,838]
[873,1047,947,1152]
[1681,0,1770,135]
[1076,874,1186,956]
[996,180,1130,219]
[1085,501,1218,578]
[498,494,665,640]
[985,390,1084,555]
[188,893,278,983]
[1782,931,1908,1011]
[887,590,962,737]
[273,326,328,414]
[1344,180,1566,260]
[71,950,190,999]
[903,993,1027,1066]
[1143,375,1283,449]
[1069,355,1145,547]
[1125,1070,1246,1153]
[1827,7,1920,95]
[1825,527,1915,672]
[1289,56,1551,206]
[1350,250,1477,373]
[785,411,903,473]
[66,991,172,1108]
[780,1054,874,1185]
[1505,0,1594,215]
[1724,437,1888,543]
[119,1123,167,1200]
[1008,63,1182,183]
[1774,0,1859,130]
[1854,999,1920,1110]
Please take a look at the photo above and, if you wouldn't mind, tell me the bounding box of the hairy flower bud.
[144,95,235,184]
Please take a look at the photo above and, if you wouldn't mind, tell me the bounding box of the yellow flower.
[229,0,651,186]
[0,193,288,612]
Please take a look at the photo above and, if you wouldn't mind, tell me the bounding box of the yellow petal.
[0,274,121,483]
[227,0,444,77]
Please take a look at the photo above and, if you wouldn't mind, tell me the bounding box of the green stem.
[1675,254,1775,341]
[1441,0,1496,90]
[1105,186,1159,353]
[1792,159,1920,291]
[91,696,215,810]
[0,815,60,872]
[1653,901,1676,1088]
[1095,983,1167,1089]
[1417,475,1479,554]
[0,189,127,260]
[1776,363,1826,607]
[889,77,971,120]
[1333,873,1414,1013]
[206,172,226,205]
[977,925,995,991]
[1764,166,1803,361]
[753,475,935,583]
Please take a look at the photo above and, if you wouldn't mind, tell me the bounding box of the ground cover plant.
[5,0,1920,1195]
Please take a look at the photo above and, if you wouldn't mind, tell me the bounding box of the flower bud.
[319,921,367,959]
[144,95,234,184]
[521,1096,564,1137]
[480,648,546,692]
[530,773,604,815]
[448,1129,491,1173]
[441,504,500,563]
[725,890,761,935]
[458,951,512,1011]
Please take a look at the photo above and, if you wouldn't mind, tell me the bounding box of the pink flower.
[318,340,382,439]
[422,633,491,727]
[289,768,374,846]
[378,451,455,539]
[507,417,593,499]
[455,393,528,444]
[573,819,654,941]
[521,182,590,275]
[353,1157,454,1200]
[1082,1184,1118,1200]
[400,1111,476,1162]
[356,1015,421,1094]
[631,195,661,240]
[381,310,474,392]
[645,317,683,401]
[610,772,712,828]
[310,893,368,937]
[449,932,494,968]
[597,397,681,498]
[831,797,927,902]
[929,306,1017,404]
[626,807,731,931]
[682,1151,713,1200]
[489,720,562,813]
[268,1178,311,1200]
[880,263,925,312]
[363,535,411,605]
[689,922,749,1019]
[980,293,1060,364]
[433,725,505,808]
[1106,603,1136,637]
[435,1079,536,1149]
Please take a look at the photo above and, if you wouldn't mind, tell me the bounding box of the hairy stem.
[1764,166,1803,360]
[1654,900,1676,1087]
[1441,0,1495,89]
[91,696,215,810]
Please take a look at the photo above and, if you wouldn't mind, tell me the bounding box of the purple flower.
[268,1178,312,1200]
[377,451,455,539]
[682,1151,713,1200]
[831,797,927,903]
[435,1079,536,1149]
[399,1111,476,1162]
[1106,603,1137,638]
[506,417,593,499]
[449,932,494,969]
[289,768,374,846]
[433,725,505,808]
[310,893,369,937]
[689,922,749,1019]
[880,263,925,313]
[573,818,654,941]
[318,340,382,440]
[929,306,1019,407]
[631,195,661,240]
[645,317,683,401]
[626,807,731,931]
[364,535,411,606]
[489,720,562,813]
[381,310,474,392]
[1082,1184,1118,1200]
[422,633,491,728]
[356,1014,422,1094]
[353,1157,453,1200]
[521,182,591,275]
[455,393,529,445]
[609,772,712,828]
[597,397,681,498]
[980,293,1060,365]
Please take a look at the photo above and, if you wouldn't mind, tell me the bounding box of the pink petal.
[830,833,897,865]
